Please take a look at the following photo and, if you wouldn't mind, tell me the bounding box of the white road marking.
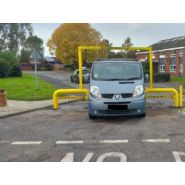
[142,139,170,143]
[61,152,94,162]
[11,141,42,145]
[56,140,84,144]
[172,151,185,162]
[82,153,94,162]
[61,153,74,162]
[99,140,128,144]
[97,152,127,162]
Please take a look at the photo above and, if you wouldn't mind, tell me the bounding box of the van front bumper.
[88,94,146,116]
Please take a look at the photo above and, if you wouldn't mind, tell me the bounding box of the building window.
[179,49,184,55]
[170,65,176,72]
[160,51,165,55]
[170,50,176,55]
[160,65,165,72]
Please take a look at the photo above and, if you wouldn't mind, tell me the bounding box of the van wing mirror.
[145,74,149,81]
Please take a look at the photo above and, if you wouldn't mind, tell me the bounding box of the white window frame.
[160,65,165,72]
[170,65,176,72]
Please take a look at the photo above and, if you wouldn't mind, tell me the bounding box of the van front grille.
[101,94,114,99]
[102,93,133,99]
[97,109,138,115]
[121,93,133,98]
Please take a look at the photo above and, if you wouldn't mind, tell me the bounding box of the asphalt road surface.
[0,100,185,162]
[26,71,89,89]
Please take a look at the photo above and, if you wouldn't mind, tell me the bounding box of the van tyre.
[138,113,146,118]
[89,114,98,120]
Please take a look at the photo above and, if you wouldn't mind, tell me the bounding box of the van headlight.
[90,86,101,98]
[133,85,144,97]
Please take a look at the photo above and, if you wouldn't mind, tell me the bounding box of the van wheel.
[89,114,98,120]
[138,113,146,118]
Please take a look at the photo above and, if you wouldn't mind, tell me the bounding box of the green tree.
[122,37,136,59]
[0,23,32,53]
[20,35,44,63]
[0,51,17,65]
[25,35,44,56]
[47,23,106,66]
[19,49,31,63]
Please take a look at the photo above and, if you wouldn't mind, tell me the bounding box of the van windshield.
[92,62,142,81]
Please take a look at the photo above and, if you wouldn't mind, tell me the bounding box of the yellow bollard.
[179,85,183,107]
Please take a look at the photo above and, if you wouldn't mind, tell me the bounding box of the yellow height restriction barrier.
[145,85,183,107]
[145,87,179,107]
[53,45,183,109]
[53,88,89,110]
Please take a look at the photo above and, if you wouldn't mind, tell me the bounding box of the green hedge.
[142,62,170,82]
[9,65,22,77]
[0,52,22,78]
[154,73,170,82]
[0,59,11,78]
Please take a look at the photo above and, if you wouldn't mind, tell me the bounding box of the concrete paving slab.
[0,99,77,118]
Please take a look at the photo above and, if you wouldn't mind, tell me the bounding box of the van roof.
[94,59,139,64]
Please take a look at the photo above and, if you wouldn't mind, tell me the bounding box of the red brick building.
[136,36,185,77]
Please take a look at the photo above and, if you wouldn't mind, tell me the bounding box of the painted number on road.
[61,152,127,162]
[172,151,185,162]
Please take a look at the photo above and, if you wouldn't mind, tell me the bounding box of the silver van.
[88,60,146,119]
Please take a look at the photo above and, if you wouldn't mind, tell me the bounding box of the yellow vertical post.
[148,47,153,89]
[78,46,83,89]
[179,85,183,107]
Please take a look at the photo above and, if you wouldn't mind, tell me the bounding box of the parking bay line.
[56,140,84,144]
[99,140,128,144]
[142,139,170,143]
[11,141,42,145]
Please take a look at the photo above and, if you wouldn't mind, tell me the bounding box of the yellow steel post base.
[53,88,89,110]
[145,88,179,107]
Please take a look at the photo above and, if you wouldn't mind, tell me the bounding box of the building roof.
[44,56,62,63]
[151,36,185,50]
[44,56,56,62]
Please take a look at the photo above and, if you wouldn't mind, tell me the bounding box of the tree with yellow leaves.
[47,23,108,67]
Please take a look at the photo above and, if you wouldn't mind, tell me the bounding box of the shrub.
[0,59,11,78]
[142,61,167,82]
[154,73,170,82]
[142,61,158,76]
[0,52,23,77]
[9,65,22,77]
[0,51,17,66]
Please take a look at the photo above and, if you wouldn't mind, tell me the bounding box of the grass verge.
[0,73,56,101]
[170,76,185,83]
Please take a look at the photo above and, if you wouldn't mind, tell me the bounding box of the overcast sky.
[32,23,185,56]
